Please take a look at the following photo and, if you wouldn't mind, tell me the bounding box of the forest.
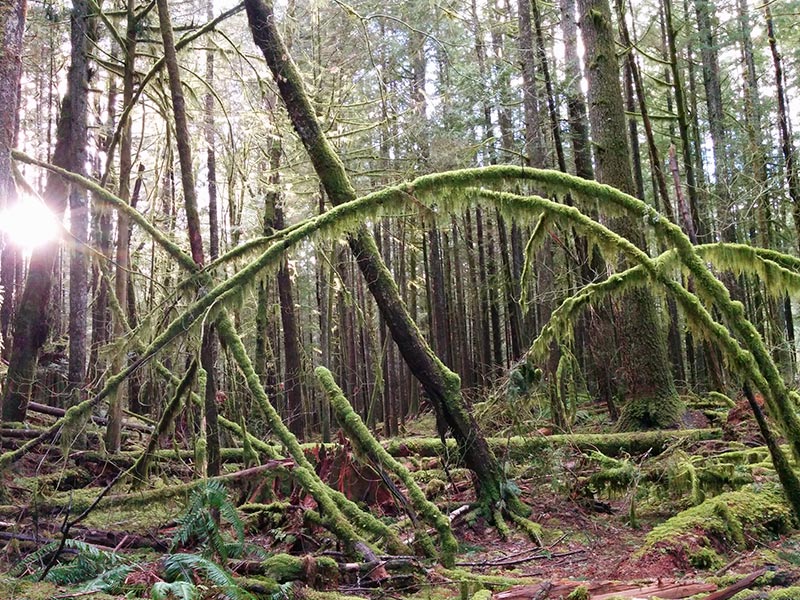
[1,0,800,597]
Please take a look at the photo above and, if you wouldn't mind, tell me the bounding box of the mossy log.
[634,485,794,571]
[0,461,292,517]
[316,366,460,566]
[384,428,720,460]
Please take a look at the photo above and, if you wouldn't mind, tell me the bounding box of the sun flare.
[0,198,62,251]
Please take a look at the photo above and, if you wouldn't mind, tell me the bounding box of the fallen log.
[27,401,153,434]
[0,460,293,517]
[497,579,717,600]
[699,568,767,600]
[383,429,721,460]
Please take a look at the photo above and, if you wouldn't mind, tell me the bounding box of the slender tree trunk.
[517,0,547,165]
[271,144,306,439]
[156,0,220,475]
[766,5,800,255]
[205,0,219,262]
[245,0,519,513]
[106,0,137,450]
[2,0,89,422]
[663,0,703,239]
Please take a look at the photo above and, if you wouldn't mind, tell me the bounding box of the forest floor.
[2,395,800,599]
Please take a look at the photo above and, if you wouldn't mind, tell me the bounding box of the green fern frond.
[12,539,124,584]
[172,480,245,560]
[162,553,255,600]
[81,564,136,594]
[152,580,199,600]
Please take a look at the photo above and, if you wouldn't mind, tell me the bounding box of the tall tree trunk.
[663,0,703,239]
[694,0,736,244]
[766,4,800,255]
[578,0,681,430]
[106,0,137,450]
[156,0,220,475]
[2,0,89,422]
[205,0,219,262]
[559,0,619,418]
[270,142,306,439]
[244,0,522,514]
[765,4,800,373]
[518,0,547,165]
[0,0,26,357]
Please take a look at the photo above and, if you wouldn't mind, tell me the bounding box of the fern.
[11,539,125,585]
[152,580,199,600]
[172,480,245,560]
[81,564,136,594]
[162,553,255,600]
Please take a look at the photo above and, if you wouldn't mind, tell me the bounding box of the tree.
[2,0,89,422]
[243,0,531,521]
[577,0,681,430]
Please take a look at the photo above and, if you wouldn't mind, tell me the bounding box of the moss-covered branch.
[130,360,198,485]
[215,312,408,556]
[316,367,459,566]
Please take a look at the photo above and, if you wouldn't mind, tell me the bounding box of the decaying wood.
[498,579,717,600]
[699,568,767,600]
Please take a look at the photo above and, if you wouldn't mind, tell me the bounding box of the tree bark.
[155,0,219,475]
[765,4,800,256]
[578,0,681,430]
[105,0,137,451]
[0,0,27,356]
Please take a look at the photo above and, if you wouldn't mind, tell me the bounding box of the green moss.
[767,586,800,599]
[566,586,590,600]
[470,590,492,600]
[425,478,447,499]
[439,568,538,588]
[261,553,339,584]
[385,429,720,459]
[640,485,794,569]
[688,547,723,569]
[317,366,458,566]
[707,391,736,408]
[302,589,375,600]
[0,576,116,600]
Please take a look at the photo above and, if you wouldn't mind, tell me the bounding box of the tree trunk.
[106,0,137,451]
[2,0,89,423]
[578,0,681,430]
[0,0,26,357]
[270,141,306,439]
[156,0,219,475]
[765,4,800,256]
[244,0,519,513]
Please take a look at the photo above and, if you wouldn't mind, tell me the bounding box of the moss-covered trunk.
[578,0,681,430]
[243,0,515,513]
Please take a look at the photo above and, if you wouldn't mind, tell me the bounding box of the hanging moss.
[16,142,800,529]
[316,366,458,567]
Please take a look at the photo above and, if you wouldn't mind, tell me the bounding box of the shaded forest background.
[2,0,800,441]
